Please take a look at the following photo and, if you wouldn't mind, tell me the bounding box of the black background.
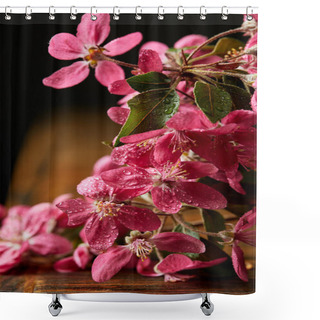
[0,14,245,204]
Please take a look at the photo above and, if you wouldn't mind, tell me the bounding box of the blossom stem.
[186,27,245,63]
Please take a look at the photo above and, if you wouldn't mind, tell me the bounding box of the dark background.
[0,14,245,204]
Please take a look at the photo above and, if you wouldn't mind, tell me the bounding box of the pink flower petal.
[174,181,227,210]
[164,273,195,282]
[138,49,163,73]
[232,243,248,281]
[120,129,166,144]
[56,198,94,226]
[251,89,257,112]
[107,106,130,125]
[77,176,111,200]
[104,32,143,57]
[235,209,256,233]
[210,170,245,195]
[95,61,125,87]
[73,244,91,269]
[136,258,162,277]
[101,167,153,190]
[0,244,24,273]
[151,232,205,253]
[117,206,161,231]
[43,61,89,89]
[181,161,219,179]
[174,34,207,49]
[76,13,110,46]
[140,41,169,62]
[29,233,72,255]
[151,186,181,214]
[48,33,85,60]
[222,110,257,128]
[108,79,135,95]
[235,230,256,247]
[85,215,119,252]
[153,133,182,165]
[91,246,132,282]
[92,155,121,176]
[7,205,30,218]
[54,257,80,273]
[0,215,23,241]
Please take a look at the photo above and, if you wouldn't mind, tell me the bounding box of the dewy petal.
[140,41,169,62]
[101,167,153,190]
[232,243,248,281]
[120,129,167,144]
[104,32,143,57]
[108,79,135,95]
[180,161,219,179]
[48,33,86,60]
[56,198,94,226]
[107,106,130,125]
[174,181,227,210]
[138,49,163,73]
[76,13,110,46]
[29,233,72,255]
[0,245,23,273]
[151,186,181,214]
[85,215,119,252]
[136,258,162,277]
[117,205,161,231]
[43,61,89,89]
[73,244,91,269]
[222,110,257,128]
[174,34,207,49]
[153,133,182,165]
[95,61,125,87]
[92,155,121,176]
[151,232,205,253]
[77,176,111,200]
[235,209,256,233]
[91,246,133,282]
[54,257,80,273]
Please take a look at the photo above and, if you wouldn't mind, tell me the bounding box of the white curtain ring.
[5,6,12,20]
[113,6,120,20]
[246,6,253,21]
[25,6,32,20]
[90,6,97,21]
[49,6,55,20]
[200,6,207,20]
[70,6,77,20]
[221,6,228,20]
[135,6,142,20]
[177,6,184,20]
[157,6,164,20]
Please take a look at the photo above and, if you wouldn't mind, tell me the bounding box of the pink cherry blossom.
[101,159,227,214]
[91,230,205,282]
[242,33,257,74]
[92,155,121,176]
[0,204,72,273]
[43,14,142,89]
[137,254,227,282]
[56,176,161,252]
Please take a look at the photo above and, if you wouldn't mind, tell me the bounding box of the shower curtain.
[0,11,257,295]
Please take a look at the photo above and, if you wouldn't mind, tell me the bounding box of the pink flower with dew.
[56,176,161,252]
[91,230,205,282]
[0,204,72,273]
[250,80,257,112]
[137,254,227,282]
[242,33,257,74]
[218,208,256,281]
[92,155,121,176]
[101,159,227,214]
[43,14,142,89]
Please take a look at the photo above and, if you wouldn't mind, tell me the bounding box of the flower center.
[94,200,123,220]
[84,47,105,68]
[125,231,154,261]
[170,130,195,153]
[161,160,188,181]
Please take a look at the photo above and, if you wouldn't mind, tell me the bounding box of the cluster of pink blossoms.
[1,13,257,283]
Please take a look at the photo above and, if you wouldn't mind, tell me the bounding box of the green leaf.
[114,88,180,146]
[201,209,225,244]
[212,37,244,57]
[217,83,252,110]
[194,81,232,123]
[173,223,200,259]
[127,72,171,92]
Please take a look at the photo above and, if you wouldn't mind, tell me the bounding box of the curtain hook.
[70,6,77,20]
[90,6,97,21]
[135,6,142,20]
[5,6,12,20]
[25,6,32,20]
[177,6,184,20]
[221,6,228,20]
[49,6,55,20]
[113,6,120,20]
[200,6,207,20]
[157,6,164,20]
[246,6,253,21]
